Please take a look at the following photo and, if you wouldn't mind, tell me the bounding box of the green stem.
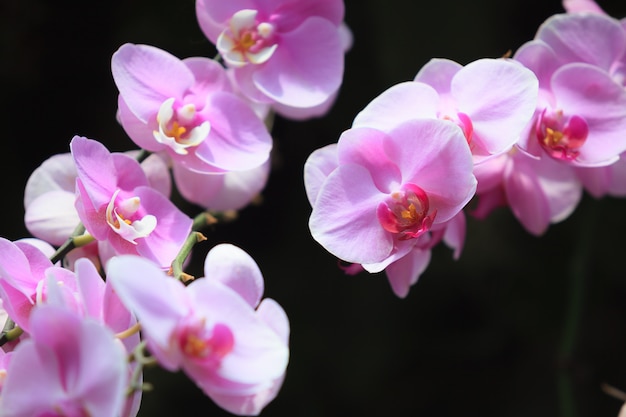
[50,223,91,264]
[170,231,207,282]
[557,200,597,417]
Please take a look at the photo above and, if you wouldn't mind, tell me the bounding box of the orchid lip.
[217,9,278,68]
[377,183,436,240]
[153,98,210,155]
[536,108,588,162]
[105,189,157,244]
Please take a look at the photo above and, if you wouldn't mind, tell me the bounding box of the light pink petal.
[23,153,76,208]
[352,82,439,132]
[117,96,165,153]
[132,186,192,268]
[384,119,477,222]
[70,136,117,205]
[111,43,194,122]
[442,211,467,260]
[473,153,507,193]
[136,152,172,197]
[530,153,582,222]
[107,255,189,367]
[174,159,269,211]
[193,92,272,172]
[111,153,149,191]
[25,190,79,246]
[272,89,338,120]
[503,154,551,236]
[361,239,419,273]
[303,143,338,206]
[1,340,66,416]
[253,17,343,107]
[256,298,290,343]
[204,244,265,309]
[414,58,462,95]
[266,0,345,29]
[537,13,625,71]
[309,164,393,264]
[183,57,233,100]
[552,64,626,166]
[562,0,606,13]
[337,127,401,193]
[74,178,111,241]
[74,258,106,320]
[385,248,432,298]
[514,40,562,93]
[452,58,539,156]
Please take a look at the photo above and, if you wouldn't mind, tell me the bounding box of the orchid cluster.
[305,0,626,300]
[2,0,626,415]
[0,0,349,416]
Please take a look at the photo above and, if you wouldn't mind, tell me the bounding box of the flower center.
[376,183,436,240]
[536,109,588,161]
[442,112,474,145]
[105,189,156,244]
[153,98,211,155]
[216,9,278,67]
[177,319,234,363]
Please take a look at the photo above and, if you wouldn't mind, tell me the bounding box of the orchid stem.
[170,231,207,282]
[557,200,596,417]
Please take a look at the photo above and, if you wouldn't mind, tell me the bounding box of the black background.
[3,1,626,416]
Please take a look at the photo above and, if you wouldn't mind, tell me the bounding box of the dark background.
[3,1,626,416]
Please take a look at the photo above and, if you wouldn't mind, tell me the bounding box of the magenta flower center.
[217,9,278,67]
[177,319,234,363]
[105,189,156,244]
[376,183,436,240]
[154,98,211,155]
[536,109,588,161]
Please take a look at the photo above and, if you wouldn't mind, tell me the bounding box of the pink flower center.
[153,98,210,155]
[443,112,474,145]
[105,189,156,244]
[217,9,278,67]
[177,319,234,364]
[376,183,436,240]
[536,109,588,161]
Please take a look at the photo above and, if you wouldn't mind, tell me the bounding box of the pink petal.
[309,164,393,264]
[537,13,625,71]
[111,43,194,122]
[70,136,117,206]
[303,143,338,206]
[414,58,462,95]
[25,190,79,246]
[204,244,265,309]
[385,248,432,298]
[23,153,76,208]
[352,81,439,132]
[253,17,343,107]
[452,58,539,157]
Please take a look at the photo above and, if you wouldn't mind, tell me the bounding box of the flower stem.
[169,231,207,282]
[557,200,596,417]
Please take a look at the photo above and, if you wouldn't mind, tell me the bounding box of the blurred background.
[3,0,626,416]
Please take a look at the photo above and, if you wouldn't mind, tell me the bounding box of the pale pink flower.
[112,43,272,173]
[0,305,127,417]
[306,119,476,269]
[71,136,192,268]
[24,150,171,247]
[107,244,289,416]
[515,12,626,166]
[196,0,346,113]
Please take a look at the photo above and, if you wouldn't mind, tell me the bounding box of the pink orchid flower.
[514,13,626,166]
[305,143,468,297]
[0,305,127,417]
[71,136,192,268]
[195,0,346,112]
[472,148,583,236]
[112,43,272,174]
[107,244,289,416]
[353,58,539,164]
[24,150,171,247]
[306,119,476,269]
